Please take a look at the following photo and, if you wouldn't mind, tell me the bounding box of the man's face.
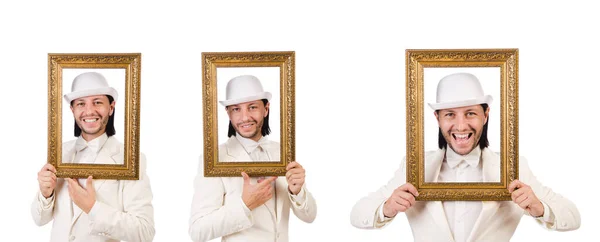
[70,95,115,141]
[226,100,269,142]
[435,104,489,155]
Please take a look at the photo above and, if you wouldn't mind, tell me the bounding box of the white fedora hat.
[428,72,493,110]
[219,75,272,106]
[63,72,119,103]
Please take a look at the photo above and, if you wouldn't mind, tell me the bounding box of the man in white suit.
[32,72,155,242]
[189,75,317,242]
[350,73,580,242]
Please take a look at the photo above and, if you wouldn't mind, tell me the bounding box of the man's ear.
[434,111,440,122]
[110,101,116,116]
[264,102,270,117]
[484,106,490,124]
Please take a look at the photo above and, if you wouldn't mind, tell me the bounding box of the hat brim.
[219,92,272,106]
[64,87,119,103]
[428,95,493,110]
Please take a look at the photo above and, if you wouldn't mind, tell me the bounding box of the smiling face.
[226,100,269,142]
[435,104,489,155]
[70,95,115,141]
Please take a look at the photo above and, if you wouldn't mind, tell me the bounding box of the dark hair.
[437,103,489,150]
[228,99,271,137]
[72,95,116,137]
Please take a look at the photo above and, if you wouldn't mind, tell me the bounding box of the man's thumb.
[86,176,94,189]
[241,172,250,185]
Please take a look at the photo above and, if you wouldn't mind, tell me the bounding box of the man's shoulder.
[265,139,280,146]
[62,139,77,148]
[105,136,125,151]
[219,136,236,145]
[424,149,441,156]
[423,149,445,158]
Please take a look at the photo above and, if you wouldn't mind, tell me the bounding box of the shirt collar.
[74,133,109,154]
[445,146,481,169]
[235,134,268,154]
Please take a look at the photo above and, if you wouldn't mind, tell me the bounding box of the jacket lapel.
[467,149,502,242]
[275,178,287,224]
[424,149,445,183]
[224,137,253,161]
[64,142,82,227]
[481,148,501,182]
[70,194,84,228]
[467,201,500,242]
[88,137,119,193]
[97,137,121,165]
[62,142,77,164]
[425,201,455,242]
[70,180,108,228]
[424,149,455,241]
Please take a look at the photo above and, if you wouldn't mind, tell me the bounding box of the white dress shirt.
[73,133,109,165]
[438,147,483,242]
[72,134,109,188]
[235,135,274,161]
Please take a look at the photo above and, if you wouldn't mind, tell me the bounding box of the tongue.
[455,135,469,144]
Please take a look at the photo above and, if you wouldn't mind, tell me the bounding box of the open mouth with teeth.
[452,133,472,144]
[238,122,255,130]
[83,118,99,123]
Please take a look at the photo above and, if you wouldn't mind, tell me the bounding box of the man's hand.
[241,172,277,210]
[286,161,305,195]
[66,176,97,214]
[508,180,544,217]
[383,183,419,218]
[38,164,57,198]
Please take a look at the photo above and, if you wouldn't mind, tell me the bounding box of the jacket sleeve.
[520,157,581,231]
[189,157,254,242]
[288,184,317,223]
[350,157,406,229]
[31,190,55,226]
[86,154,156,242]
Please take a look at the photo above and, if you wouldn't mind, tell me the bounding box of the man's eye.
[76,103,84,107]
[445,113,454,117]
[232,108,240,112]
[467,112,476,116]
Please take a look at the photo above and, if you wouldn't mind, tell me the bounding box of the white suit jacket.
[31,136,155,242]
[189,137,317,242]
[350,148,581,242]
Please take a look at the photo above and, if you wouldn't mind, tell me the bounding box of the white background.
[217,67,281,150]
[62,68,126,147]
[1,1,598,241]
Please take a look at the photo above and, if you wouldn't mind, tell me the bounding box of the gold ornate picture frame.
[406,49,518,200]
[202,51,295,177]
[48,53,141,180]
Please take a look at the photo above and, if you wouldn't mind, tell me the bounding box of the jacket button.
[69,235,76,241]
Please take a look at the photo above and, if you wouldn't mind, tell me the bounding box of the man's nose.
[84,104,94,115]
[240,109,251,121]
[455,115,468,131]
